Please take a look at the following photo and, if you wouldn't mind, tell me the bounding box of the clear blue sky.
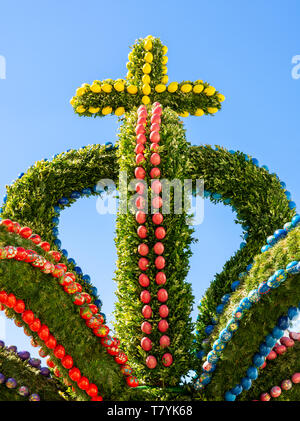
[0,1,299,360]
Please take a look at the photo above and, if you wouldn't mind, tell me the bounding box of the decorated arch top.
[70,35,225,118]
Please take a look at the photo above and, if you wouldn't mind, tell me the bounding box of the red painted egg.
[12,222,21,233]
[21,310,34,324]
[142,305,152,319]
[136,153,145,164]
[157,288,168,302]
[14,299,25,314]
[159,335,170,348]
[138,257,149,271]
[15,247,27,261]
[150,123,160,132]
[267,350,277,360]
[6,293,17,308]
[38,325,50,341]
[152,196,163,209]
[62,355,74,369]
[281,379,293,390]
[138,244,149,256]
[135,143,145,154]
[137,225,147,239]
[141,337,152,351]
[140,290,151,304]
[29,234,41,244]
[115,351,128,365]
[152,212,163,225]
[69,367,81,382]
[156,272,166,285]
[280,337,295,347]
[54,345,65,359]
[135,167,146,179]
[150,167,161,178]
[136,134,147,144]
[137,116,147,125]
[159,305,169,318]
[149,131,160,143]
[289,331,300,341]
[155,256,166,270]
[275,345,287,355]
[136,211,146,224]
[260,393,271,401]
[141,321,152,334]
[136,196,146,209]
[151,180,162,194]
[150,143,159,152]
[126,376,139,387]
[45,335,57,349]
[154,242,164,255]
[155,227,166,240]
[139,274,150,287]
[270,386,281,398]
[146,355,157,369]
[158,319,169,332]
[0,219,14,232]
[40,241,51,252]
[87,384,98,397]
[151,114,161,124]
[78,377,89,390]
[30,318,41,332]
[135,182,146,195]
[292,373,300,384]
[150,153,161,166]
[135,124,146,135]
[162,353,173,367]
[19,226,33,239]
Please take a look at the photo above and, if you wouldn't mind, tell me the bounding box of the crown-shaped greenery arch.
[0,36,299,402]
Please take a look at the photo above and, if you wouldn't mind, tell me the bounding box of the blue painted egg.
[267,235,276,246]
[240,242,246,249]
[272,326,284,339]
[258,281,271,295]
[241,377,252,390]
[203,190,211,198]
[274,229,287,240]
[199,372,212,386]
[74,266,82,274]
[54,239,61,248]
[223,198,231,204]
[205,325,214,335]
[231,384,243,395]
[238,272,247,280]
[53,205,61,214]
[226,319,239,333]
[7,345,17,353]
[82,188,92,195]
[291,214,300,227]
[82,274,91,282]
[94,299,102,308]
[40,367,50,377]
[0,341,4,348]
[286,261,299,274]
[196,350,205,359]
[194,378,204,391]
[220,329,233,342]
[58,197,69,205]
[261,165,269,171]
[207,350,219,364]
[247,289,260,303]
[288,201,296,209]
[283,222,293,232]
[216,304,225,314]
[261,245,270,253]
[211,316,218,325]
[231,281,240,291]
[284,191,292,200]
[61,249,68,257]
[239,298,252,310]
[0,373,6,384]
[277,315,289,330]
[70,191,81,199]
[265,334,277,348]
[52,217,59,224]
[105,142,113,150]
[288,306,298,320]
[221,293,231,304]
[225,391,236,401]
[259,343,271,356]
[252,353,265,368]
[280,181,286,189]
[252,158,259,166]
[68,258,76,265]
[246,263,253,271]
[18,351,30,360]
[213,339,226,352]
[92,287,98,295]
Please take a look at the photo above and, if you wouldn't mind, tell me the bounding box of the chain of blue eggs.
[223,309,300,401]
[194,214,300,391]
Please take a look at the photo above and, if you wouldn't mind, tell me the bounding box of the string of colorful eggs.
[0,339,50,378]
[0,372,40,401]
[0,291,102,400]
[223,311,300,401]
[195,213,300,361]
[194,262,300,392]
[135,102,172,370]
[257,372,300,401]
[0,241,139,388]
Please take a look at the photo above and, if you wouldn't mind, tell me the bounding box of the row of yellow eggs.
[75,83,224,102]
[75,105,218,116]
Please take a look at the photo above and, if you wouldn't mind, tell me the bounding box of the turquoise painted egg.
[239,297,252,310]
[207,350,219,364]
[199,372,212,385]
[247,289,260,303]
[286,261,299,274]
[220,329,233,342]
[258,281,271,295]
[213,339,226,352]
[226,319,239,332]
[232,307,244,321]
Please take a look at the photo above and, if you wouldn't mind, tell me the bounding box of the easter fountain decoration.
[0,36,299,401]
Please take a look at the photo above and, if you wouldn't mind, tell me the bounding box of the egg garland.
[194,261,300,392]
[223,311,299,401]
[195,213,300,364]
[256,372,300,401]
[134,103,172,370]
[0,239,139,393]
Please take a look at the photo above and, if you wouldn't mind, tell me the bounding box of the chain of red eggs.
[255,332,300,401]
[0,219,139,394]
[134,103,173,370]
